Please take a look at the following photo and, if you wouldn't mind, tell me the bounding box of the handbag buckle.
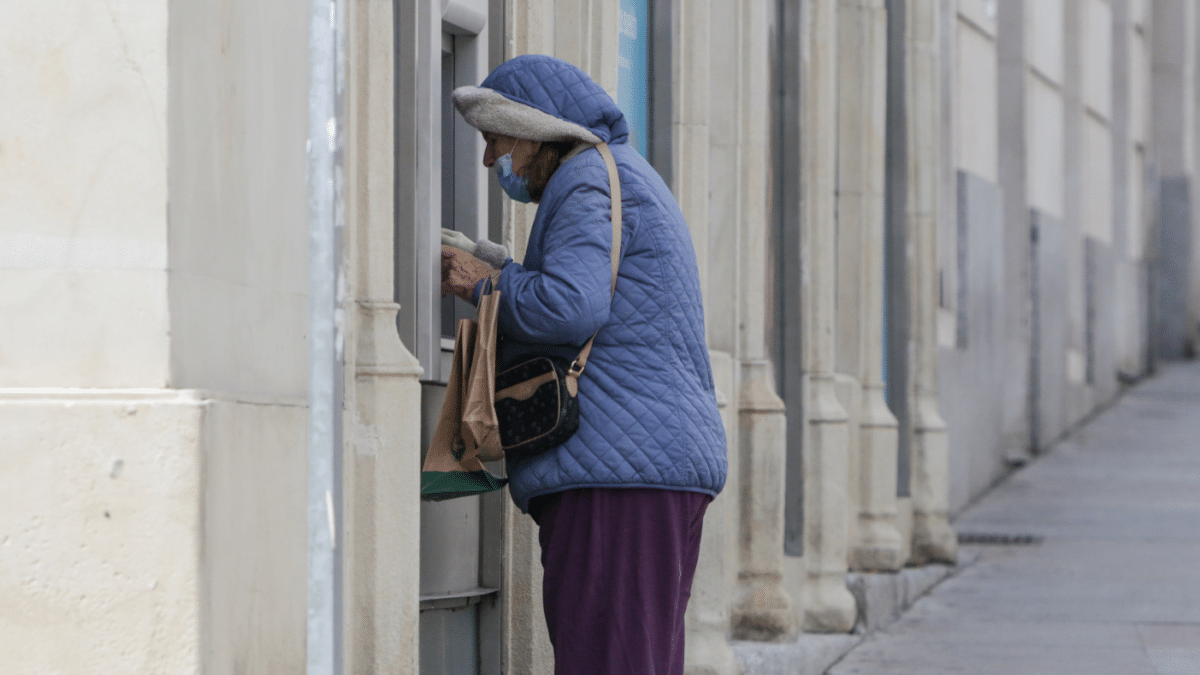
[565,359,583,397]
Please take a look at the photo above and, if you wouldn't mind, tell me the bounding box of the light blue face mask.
[495,152,533,203]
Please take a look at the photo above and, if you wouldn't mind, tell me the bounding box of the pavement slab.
[827,362,1200,675]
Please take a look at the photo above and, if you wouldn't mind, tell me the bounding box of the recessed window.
[396,4,502,675]
[617,0,651,156]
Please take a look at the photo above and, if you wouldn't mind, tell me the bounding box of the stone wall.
[939,171,1008,511]
[941,0,1167,518]
[3,0,1199,673]
[0,0,316,672]
[0,0,169,387]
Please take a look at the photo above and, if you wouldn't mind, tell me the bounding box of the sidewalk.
[828,361,1200,675]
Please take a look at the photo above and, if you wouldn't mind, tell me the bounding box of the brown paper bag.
[420,287,506,501]
[461,286,503,462]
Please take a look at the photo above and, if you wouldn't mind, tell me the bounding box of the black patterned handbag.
[494,142,622,459]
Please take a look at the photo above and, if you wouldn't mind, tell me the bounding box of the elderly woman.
[440,55,727,675]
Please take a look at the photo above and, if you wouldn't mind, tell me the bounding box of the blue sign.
[617,0,650,157]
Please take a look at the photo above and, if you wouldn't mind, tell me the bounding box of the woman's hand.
[441,246,495,301]
[441,228,478,255]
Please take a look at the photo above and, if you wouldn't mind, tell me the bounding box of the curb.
[731,551,982,675]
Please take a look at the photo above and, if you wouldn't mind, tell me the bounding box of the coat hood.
[452,54,629,145]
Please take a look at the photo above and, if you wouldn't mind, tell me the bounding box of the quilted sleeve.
[496,175,615,346]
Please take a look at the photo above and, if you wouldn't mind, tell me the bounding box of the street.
[829,361,1200,675]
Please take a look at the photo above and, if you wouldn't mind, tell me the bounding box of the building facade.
[2,0,1198,673]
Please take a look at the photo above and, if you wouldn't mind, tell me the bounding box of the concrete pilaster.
[666,1,740,672]
[797,0,858,634]
[501,0,555,263]
[502,0,621,260]
[734,362,799,641]
[343,2,424,673]
[1112,0,1133,290]
[552,0,620,96]
[494,4,560,673]
[1110,0,1150,381]
[837,0,904,573]
[1152,0,1199,360]
[730,0,799,644]
[705,0,749,654]
[688,355,740,675]
[995,0,1035,457]
[902,0,957,566]
[1063,0,1093,427]
[498,513,555,675]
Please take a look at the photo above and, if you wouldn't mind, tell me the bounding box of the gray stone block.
[732,635,862,675]
[939,170,1011,511]
[732,563,964,674]
[1032,208,1069,448]
[1156,176,1194,360]
[845,564,955,634]
[729,562,964,672]
[1086,236,1120,404]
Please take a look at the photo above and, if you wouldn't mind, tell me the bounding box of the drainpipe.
[306,0,346,673]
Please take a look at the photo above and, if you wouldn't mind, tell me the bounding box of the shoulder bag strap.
[565,142,621,396]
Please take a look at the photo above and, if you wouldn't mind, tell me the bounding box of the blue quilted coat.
[480,56,727,512]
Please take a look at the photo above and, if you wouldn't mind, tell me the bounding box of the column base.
[908,393,956,565]
[732,574,799,642]
[685,488,738,675]
[802,374,855,632]
[802,572,858,633]
[850,501,904,572]
[684,629,741,675]
[852,386,902,572]
[910,512,958,565]
[849,524,905,572]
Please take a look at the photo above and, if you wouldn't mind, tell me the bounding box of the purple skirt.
[529,488,711,675]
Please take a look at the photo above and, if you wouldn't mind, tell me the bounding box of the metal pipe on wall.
[307,0,347,672]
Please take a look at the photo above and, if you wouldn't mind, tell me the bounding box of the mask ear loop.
[503,139,525,177]
[486,136,520,168]
[503,138,539,176]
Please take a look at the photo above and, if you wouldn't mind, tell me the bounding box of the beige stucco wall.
[4,0,1197,672]
[0,0,169,388]
[1154,0,1196,178]
[1,0,313,672]
[1027,74,1066,219]
[202,397,308,674]
[0,394,202,674]
[167,0,310,398]
[956,15,999,182]
[1082,0,1113,119]
[1083,115,1115,244]
[1082,0,1114,246]
[165,1,313,670]
[0,392,307,675]
[1028,0,1065,82]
